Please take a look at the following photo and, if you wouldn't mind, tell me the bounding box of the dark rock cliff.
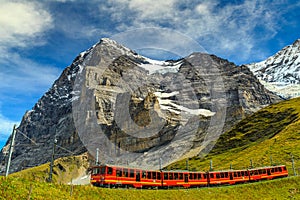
[0,39,282,173]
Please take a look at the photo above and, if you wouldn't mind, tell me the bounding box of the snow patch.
[154,91,215,117]
[139,58,182,75]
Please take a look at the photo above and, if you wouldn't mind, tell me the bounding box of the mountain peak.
[0,38,281,173]
[292,38,300,46]
[98,38,137,56]
[247,39,300,98]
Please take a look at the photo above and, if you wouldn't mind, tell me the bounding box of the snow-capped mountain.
[247,39,300,98]
[0,38,281,173]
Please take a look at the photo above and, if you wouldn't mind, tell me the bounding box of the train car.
[161,171,207,188]
[90,165,162,188]
[208,170,249,185]
[208,169,249,185]
[248,165,288,181]
[187,171,208,188]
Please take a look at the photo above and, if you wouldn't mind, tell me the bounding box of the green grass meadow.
[1,176,300,200]
[1,97,299,199]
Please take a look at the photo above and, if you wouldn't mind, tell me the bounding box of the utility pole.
[210,160,213,171]
[48,137,57,182]
[291,153,296,176]
[5,125,17,177]
[159,158,162,171]
[96,148,99,165]
[270,156,273,166]
[186,159,189,170]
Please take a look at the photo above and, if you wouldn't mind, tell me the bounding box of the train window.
[147,172,152,179]
[116,169,122,177]
[263,169,266,174]
[283,166,287,170]
[152,172,157,179]
[225,172,228,178]
[210,173,214,179]
[193,173,197,179]
[198,173,202,180]
[245,171,248,176]
[189,173,192,179]
[216,174,220,179]
[203,174,207,179]
[92,168,99,175]
[142,171,146,179]
[101,167,106,174]
[164,173,168,180]
[157,173,161,180]
[169,173,174,180]
[271,168,274,173]
[241,171,244,176]
[130,169,134,178]
[220,173,224,178]
[237,172,241,177]
[279,167,282,172]
[174,173,178,180]
[275,168,278,172]
[234,172,237,177]
[259,170,262,174]
[179,173,183,180]
[108,167,113,175]
[124,169,129,177]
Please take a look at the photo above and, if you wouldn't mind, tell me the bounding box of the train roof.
[247,165,286,170]
[90,164,161,171]
[90,164,286,172]
[211,165,286,173]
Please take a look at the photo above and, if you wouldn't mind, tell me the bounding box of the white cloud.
[125,0,176,19]
[0,113,18,142]
[0,1,53,50]
[0,52,60,93]
[195,1,217,16]
[101,0,295,64]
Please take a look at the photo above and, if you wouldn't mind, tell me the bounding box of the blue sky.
[0,0,300,149]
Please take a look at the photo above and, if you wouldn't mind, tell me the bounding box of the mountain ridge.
[0,38,281,173]
[247,39,300,98]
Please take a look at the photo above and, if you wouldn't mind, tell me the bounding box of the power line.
[5,126,77,178]
[56,144,75,155]
[16,129,76,155]
[15,129,38,145]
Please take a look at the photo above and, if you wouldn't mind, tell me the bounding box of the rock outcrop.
[0,38,282,173]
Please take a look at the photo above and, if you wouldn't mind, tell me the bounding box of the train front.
[90,166,107,187]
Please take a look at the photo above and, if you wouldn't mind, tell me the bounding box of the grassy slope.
[166,97,300,173]
[1,98,300,199]
[9,153,89,184]
[0,176,300,199]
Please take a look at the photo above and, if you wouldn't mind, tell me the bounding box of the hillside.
[1,97,299,199]
[8,153,90,184]
[1,175,299,199]
[166,97,300,173]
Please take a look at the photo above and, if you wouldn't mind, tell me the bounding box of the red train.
[90,164,288,188]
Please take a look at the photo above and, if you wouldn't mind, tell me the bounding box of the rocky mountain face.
[247,39,300,99]
[0,38,282,173]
